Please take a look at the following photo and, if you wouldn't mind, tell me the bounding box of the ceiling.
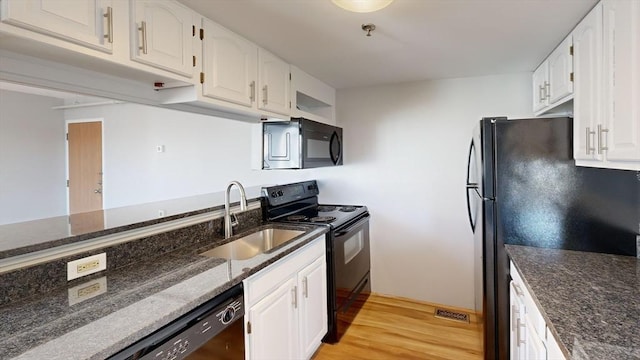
[178,0,598,89]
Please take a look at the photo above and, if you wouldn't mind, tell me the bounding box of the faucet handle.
[230,213,239,227]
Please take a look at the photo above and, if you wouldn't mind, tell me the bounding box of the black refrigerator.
[465,117,640,360]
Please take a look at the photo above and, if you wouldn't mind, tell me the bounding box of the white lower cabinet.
[244,236,327,360]
[510,261,566,360]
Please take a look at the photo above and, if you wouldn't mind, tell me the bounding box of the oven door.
[331,216,370,341]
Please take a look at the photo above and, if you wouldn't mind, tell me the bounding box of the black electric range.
[262,180,371,343]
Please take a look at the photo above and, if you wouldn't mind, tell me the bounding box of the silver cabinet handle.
[513,283,524,297]
[511,304,519,330]
[262,85,268,105]
[103,7,113,43]
[138,21,148,54]
[545,81,551,99]
[516,318,526,345]
[250,81,255,102]
[586,127,596,155]
[539,85,545,103]
[302,277,308,298]
[597,124,609,154]
[292,286,297,309]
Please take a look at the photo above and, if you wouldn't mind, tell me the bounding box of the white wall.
[0,90,67,224]
[63,103,334,208]
[333,73,533,309]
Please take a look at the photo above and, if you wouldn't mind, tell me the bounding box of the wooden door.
[68,121,103,215]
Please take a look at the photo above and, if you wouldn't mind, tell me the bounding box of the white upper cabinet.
[532,34,574,115]
[290,65,336,125]
[532,61,549,113]
[201,18,258,107]
[0,0,114,53]
[574,0,640,170]
[601,0,640,166]
[573,2,603,163]
[548,35,574,104]
[258,48,291,116]
[130,0,194,77]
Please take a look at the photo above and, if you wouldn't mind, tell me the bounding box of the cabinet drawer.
[244,236,325,305]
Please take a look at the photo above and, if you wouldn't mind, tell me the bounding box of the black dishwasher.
[108,283,244,360]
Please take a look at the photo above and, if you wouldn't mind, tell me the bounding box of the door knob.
[94,189,102,194]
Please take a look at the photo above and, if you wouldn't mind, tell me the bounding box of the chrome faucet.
[224,181,248,239]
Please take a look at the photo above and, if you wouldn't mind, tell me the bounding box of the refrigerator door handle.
[466,185,476,232]
[472,186,494,201]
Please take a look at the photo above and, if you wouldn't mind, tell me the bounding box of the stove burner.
[317,205,337,212]
[339,206,357,212]
[287,215,308,221]
[310,216,337,223]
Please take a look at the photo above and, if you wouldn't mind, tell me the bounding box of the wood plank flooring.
[313,293,483,360]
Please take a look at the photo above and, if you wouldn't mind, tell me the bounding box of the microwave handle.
[329,131,341,165]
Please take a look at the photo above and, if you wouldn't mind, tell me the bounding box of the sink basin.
[200,228,305,260]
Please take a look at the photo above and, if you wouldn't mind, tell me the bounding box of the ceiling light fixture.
[332,0,394,13]
[361,23,376,37]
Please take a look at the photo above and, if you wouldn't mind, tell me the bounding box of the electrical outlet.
[68,277,107,306]
[67,253,107,281]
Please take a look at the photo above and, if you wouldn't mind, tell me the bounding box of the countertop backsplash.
[0,207,263,307]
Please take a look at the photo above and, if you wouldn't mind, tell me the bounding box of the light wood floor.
[313,293,483,360]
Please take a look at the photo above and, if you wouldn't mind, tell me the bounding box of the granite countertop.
[505,245,640,360]
[0,223,328,360]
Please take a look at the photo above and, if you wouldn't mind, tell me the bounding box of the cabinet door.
[202,18,258,107]
[602,0,640,166]
[546,327,566,360]
[246,278,298,360]
[548,35,573,105]
[298,256,328,360]
[509,281,526,360]
[573,2,603,162]
[258,48,291,116]
[525,319,547,360]
[532,61,549,113]
[131,0,194,77]
[0,0,113,52]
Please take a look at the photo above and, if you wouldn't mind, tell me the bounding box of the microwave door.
[302,128,343,168]
[263,122,301,169]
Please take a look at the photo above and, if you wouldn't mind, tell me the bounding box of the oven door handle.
[334,216,369,237]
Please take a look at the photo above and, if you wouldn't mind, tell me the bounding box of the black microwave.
[263,118,343,169]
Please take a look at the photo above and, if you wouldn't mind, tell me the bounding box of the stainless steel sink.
[199,228,305,260]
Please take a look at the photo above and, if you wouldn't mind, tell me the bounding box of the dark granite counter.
[505,245,640,360]
[0,223,328,360]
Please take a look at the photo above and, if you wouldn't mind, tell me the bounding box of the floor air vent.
[434,308,470,323]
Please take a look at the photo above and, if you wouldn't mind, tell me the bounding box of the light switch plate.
[67,253,107,281]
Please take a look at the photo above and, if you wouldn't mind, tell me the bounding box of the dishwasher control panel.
[141,298,244,360]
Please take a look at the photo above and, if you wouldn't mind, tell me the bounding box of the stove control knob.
[271,191,277,198]
[277,190,284,196]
